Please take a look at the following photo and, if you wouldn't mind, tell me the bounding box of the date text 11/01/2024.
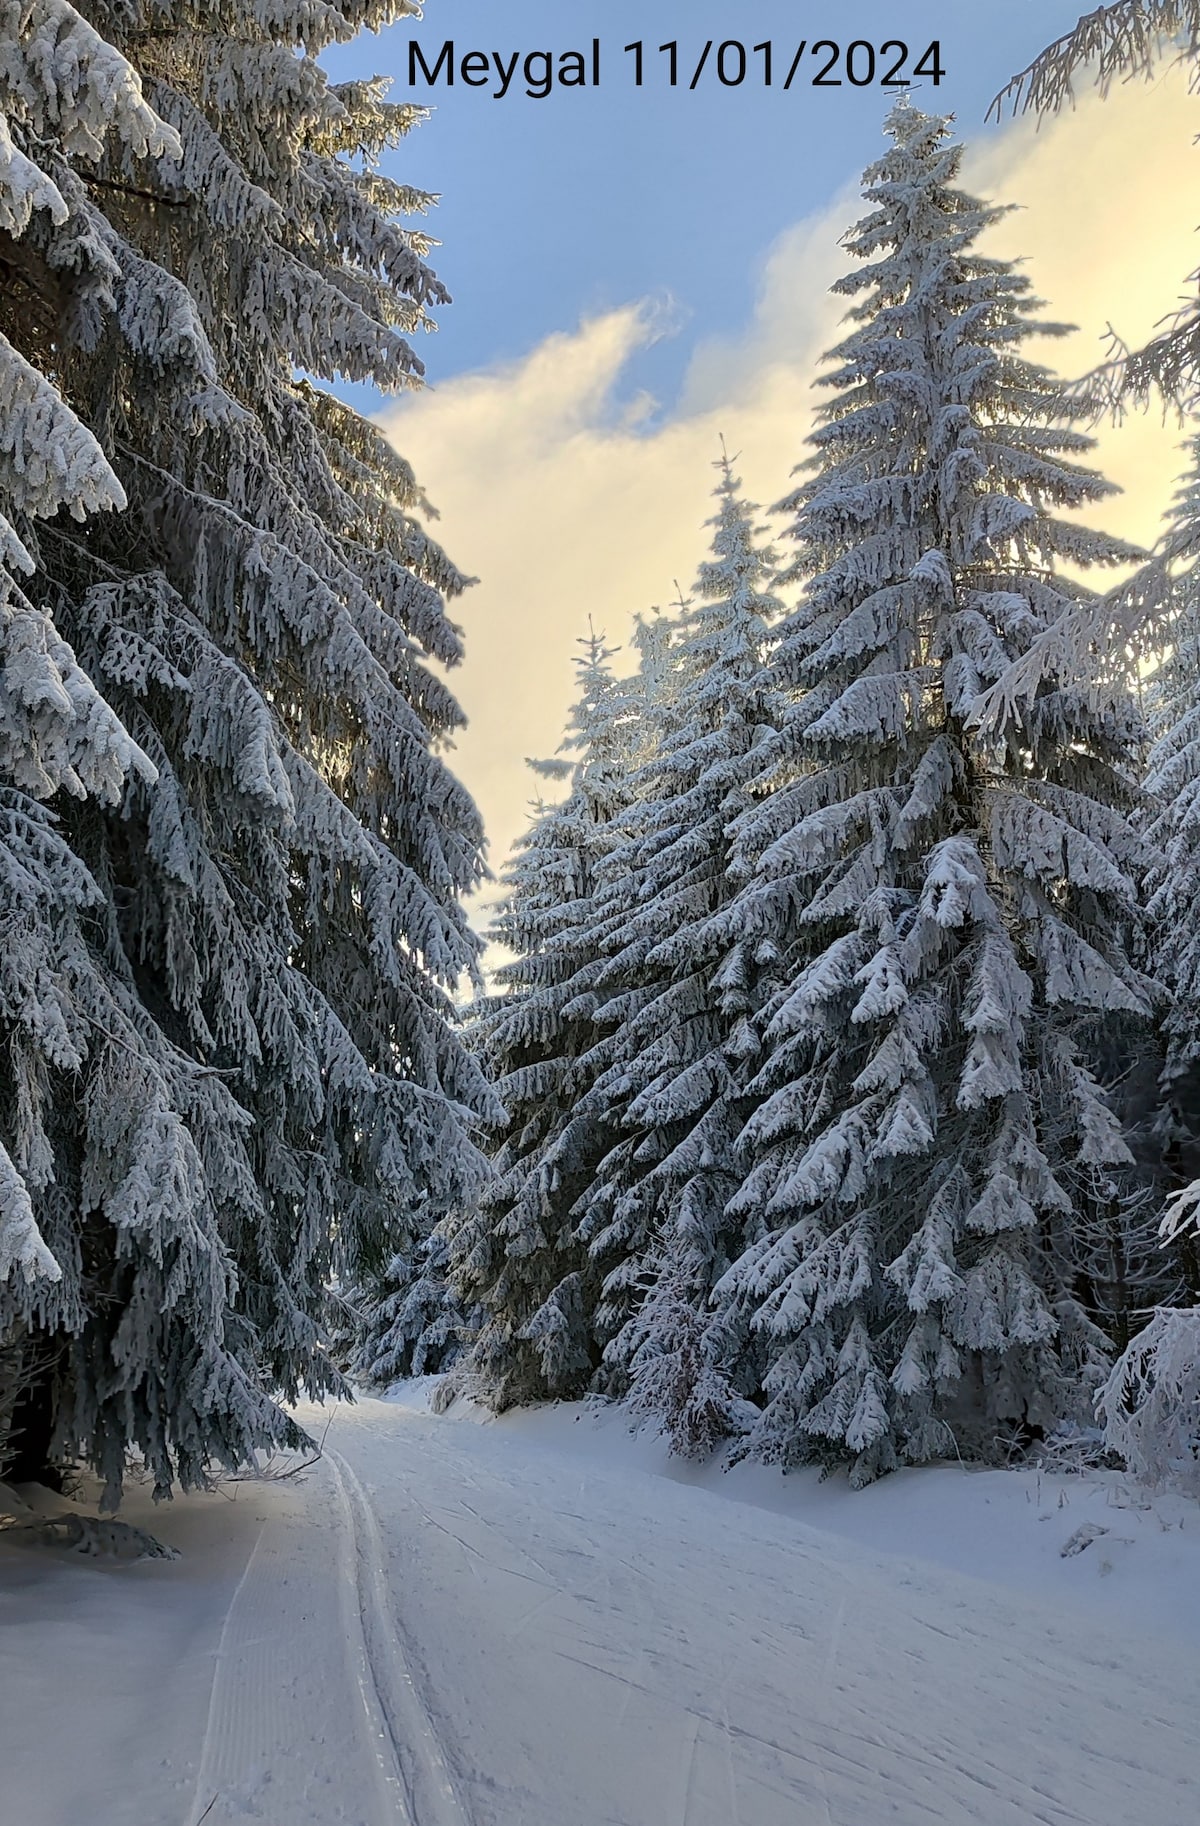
[405,40,946,101]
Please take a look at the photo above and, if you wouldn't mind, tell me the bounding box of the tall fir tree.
[1092,433,1200,1482]
[349,1222,474,1387]
[990,3,1200,1481]
[702,103,1156,1484]
[574,457,788,1455]
[1142,436,1200,1207]
[0,1,497,1500]
[443,631,642,1409]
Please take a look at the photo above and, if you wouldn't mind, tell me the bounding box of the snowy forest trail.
[3,1394,1200,1826]
[319,1398,1199,1826]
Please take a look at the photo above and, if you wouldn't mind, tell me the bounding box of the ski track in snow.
[184,1457,410,1826]
[4,1392,1200,1825]
[326,1447,474,1826]
[179,1443,477,1826]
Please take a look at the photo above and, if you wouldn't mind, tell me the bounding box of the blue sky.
[325,2,1089,409]
[318,4,1195,895]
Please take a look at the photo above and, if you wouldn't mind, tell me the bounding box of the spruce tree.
[707,103,1154,1483]
[0,2,496,1500]
[1093,436,1200,1482]
[570,456,786,1457]
[444,632,640,1408]
[350,1224,473,1386]
[1142,437,1200,1197]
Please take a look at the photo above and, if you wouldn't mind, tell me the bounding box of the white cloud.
[380,72,1199,906]
[678,190,856,415]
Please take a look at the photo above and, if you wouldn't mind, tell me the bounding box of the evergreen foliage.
[351,1225,473,1386]
[577,458,787,1446]
[443,632,642,1409]
[6,12,1198,1502]
[695,103,1157,1483]
[988,2,1200,1485]
[0,0,496,1502]
[1094,437,1200,1477]
[1143,438,1200,1180]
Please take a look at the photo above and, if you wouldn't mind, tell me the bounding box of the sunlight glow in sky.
[327,6,1199,907]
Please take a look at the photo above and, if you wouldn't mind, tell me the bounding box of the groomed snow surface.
[3,1385,1199,1826]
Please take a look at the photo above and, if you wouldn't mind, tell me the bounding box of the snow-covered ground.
[3,1386,1199,1826]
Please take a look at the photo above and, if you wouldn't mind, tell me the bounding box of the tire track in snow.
[327,1448,475,1826]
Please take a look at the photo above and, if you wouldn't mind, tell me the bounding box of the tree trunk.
[2,1340,64,1491]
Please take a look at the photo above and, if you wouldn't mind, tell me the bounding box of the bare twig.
[223,1409,334,1484]
[81,173,189,210]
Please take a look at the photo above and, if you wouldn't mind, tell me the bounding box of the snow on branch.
[1097,1305,1200,1487]
[990,2,1200,121]
[0,107,66,234]
[992,8,1200,412]
[0,0,180,164]
[0,335,125,522]
[0,1142,61,1287]
[968,561,1166,738]
[1160,1176,1200,1239]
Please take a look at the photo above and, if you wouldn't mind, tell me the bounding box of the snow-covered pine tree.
[350,1222,475,1386]
[571,455,787,1454]
[443,632,642,1409]
[1139,437,1200,1226]
[1096,1164,1200,1484]
[1097,1297,1200,1485]
[627,606,677,747]
[706,102,1157,1484]
[1091,435,1200,1481]
[989,5,1200,1478]
[0,1,497,1501]
[1,8,170,1481]
[968,4,1200,723]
